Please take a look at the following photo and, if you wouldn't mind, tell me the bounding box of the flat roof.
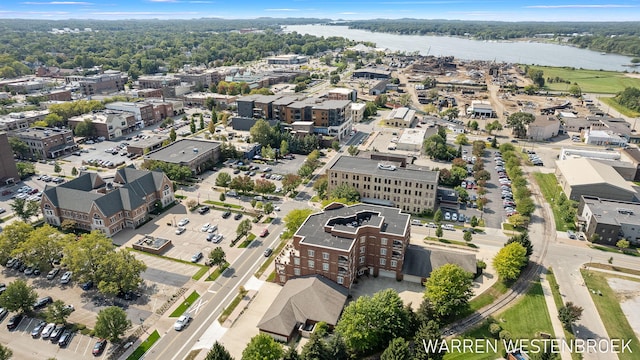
[145,139,220,164]
[556,157,635,193]
[329,156,439,182]
[582,196,640,227]
[295,203,410,251]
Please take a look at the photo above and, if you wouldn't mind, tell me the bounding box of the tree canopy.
[493,242,528,281]
[423,264,474,319]
[94,306,132,342]
[242,334,283,360]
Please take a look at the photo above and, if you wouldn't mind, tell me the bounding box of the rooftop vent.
[377,163,396,171]
[193,148,198,153]
[617,208,634,215]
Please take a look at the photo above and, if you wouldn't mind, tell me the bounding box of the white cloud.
[526,4,635,8]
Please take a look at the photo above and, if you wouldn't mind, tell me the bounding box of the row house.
[327,155,439,214]
[41,166,175,237]
[275,203,411,288]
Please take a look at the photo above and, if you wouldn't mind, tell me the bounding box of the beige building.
[327,156,439,214]
[350,102,366,123]
[527,115,560,140]
[555,157,637,201]
[68,111,137,140]
[384,107,417,128]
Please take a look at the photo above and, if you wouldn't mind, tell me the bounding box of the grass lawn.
[531,66,640,94]
[127,330,160,360]
[169,290,200,317]
[206,262,229,281]
[585,263,640,277]
[581,270,640,360]
[191,266,209,280]
[533,173,575,231]
[203,200,242,209]
[218,289,248,324]
[444,281,554,360]
[600,97,640,118]
[424,237,477,248]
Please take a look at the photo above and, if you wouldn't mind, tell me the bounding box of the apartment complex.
[0,110,49,132]
[12,127,77,159]
[578,195,640,245]
[68,111,137,140]
[275,203,411,288]
[327,156,439,214]
[41,166,175,237]
[66,71,127,96]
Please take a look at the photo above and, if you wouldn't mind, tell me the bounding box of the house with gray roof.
[578,195,640,245]
[555,157,638,201]
[258,275,347,342]
[41,166,174,237]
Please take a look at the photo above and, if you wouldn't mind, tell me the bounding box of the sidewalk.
[540,269,572,360]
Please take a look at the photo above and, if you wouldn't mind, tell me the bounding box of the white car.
[444,212,451,221]
[60,271,72,284]
[200,223,210,232]
[207,224,218,233]
[175,227,186,235]
[177,218,189,227]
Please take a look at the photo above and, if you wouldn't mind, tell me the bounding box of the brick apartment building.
[12,127,77,159]
[275,203,411,288]
[68,111,137,140]
[41,166,175,237]
[0,132,19,184]
[66,71,127,96]
[326,155,439,214]
[105,101,155,128]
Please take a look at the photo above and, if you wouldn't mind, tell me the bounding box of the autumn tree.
[493,242,528,281]
[558,302,583,330]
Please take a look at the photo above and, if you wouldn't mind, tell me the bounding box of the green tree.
[336,289,411,356]
[280,140,289,156]
[44,113,64,127]
[14,224,68,271]
[10,138,30,159]
[0,279,37,314]
[505,231,533,257]
[45,300,73,324]
[190,118,196,134]
[208,247,226,267]
[506,112,535,139]
[454,133,469,145]
[230,175,254,194]
[434,209,443,223]
[424,264,474,319]
[493,242,528,281]
[283,347,300,360]
[0,344,12,360]
[568,85,582,97]
[170,128,177,142]
[558,302,583,330]
[254,179,276,195]
[616,239,630,249]
[215,172,232,189]
[16,162,36,178]
[463,231,472,242]
[96,250,147,296]
[94,306,132,342]
[263,202,274,215]
[327,334,349,360]
[381,337,411,360]
[249,119,273,147]
[242,333,283,360]
[470,216,479,227]
[485,120,503,135]
[9,198,40,222]
[73,118,96,137]
[283,209,314,236]
[236,218,252,238]
[347,145,358,156]
[435,225,443,239]
[199,114,205,130]
[413,320,445,360]
[63,231,114,283]
[330,184,360,203]
[208,119,216,134]
[313,175,328,199]
[71,166,78,176]
[205,341,233,360]
[0,222,32,265]
[300,335,330,360]
[53,162,61,174]
[282,174,302,193]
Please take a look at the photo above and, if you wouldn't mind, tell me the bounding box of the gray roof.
[145,139,220,165]
[581,196,640,227]
[257,275,348,337]
[295,203,410,251]
[313,100,351,110]
[401,244,476,277]
[329,156,439,183]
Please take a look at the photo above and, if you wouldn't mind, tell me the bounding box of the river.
[283,24,637,72]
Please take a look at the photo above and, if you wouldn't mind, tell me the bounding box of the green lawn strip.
[203,200,242,209]
[126,330,160,360]
[218,289,248,324]
[600,97,640,118]
[255,238,288,278]
[530,66,640,94]
[590,244,639,257]
[263,217,274,224]
[547,269,582,360]
[192,266,210,280]
[585,263,640,277]
[238,239,252,248]
[206,262,229,281]
[424,237,477,248]
[469,280,509,313]
[581,270,640,360]
[444,281,554,360]
[169,290,200,318]
[502,223,525,233]
[533,173,574,231]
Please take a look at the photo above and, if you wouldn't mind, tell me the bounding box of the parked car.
[31,320,47,338]
[234,213,242,220]
[6,313,24,330]
[58,329,74,347]
[0,308,7,321]
[175,226,186,235]
[207,224,218,233]
[34,296,53,309]
[191,252,203,263]
[264,248,273,257]
[41,322,56,339]
[222,211,232,219]
[46,268,60,280]
[49,324,65,342]
[212,234,223,243]
[197,206,210,215]
[177,218,189,226]
[93,339,107,356]
[411,219,423,226]
[60,271,72,284]
[174,314,191,331]
[81,280,94,291]
[201,223,210,232]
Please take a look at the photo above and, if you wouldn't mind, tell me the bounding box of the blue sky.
[1,0,639,21]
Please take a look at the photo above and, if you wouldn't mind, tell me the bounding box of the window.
[337,276,344,285]
[92,213,103,226]
[380,238,388,245]
[359,256,365,264]
[391,260,398,268]
[323,263,329,271]
[360,246,365,254]
[380,248,387,256]
[322,252,329,260]
[294,268,301,276]
[380,258,386,266]
[294,257,300,265]
[308,260,315,269]
[308,249,315,257]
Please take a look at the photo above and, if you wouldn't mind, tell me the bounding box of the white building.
[527,115,560,141]
[350,103,366,123]
[584,129,628,147]
[397,128,427,152]
[467,100,496,118]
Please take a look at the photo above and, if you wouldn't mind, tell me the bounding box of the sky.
[1,0,640,21]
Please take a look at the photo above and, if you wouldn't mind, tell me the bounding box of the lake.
[283,25,637,72]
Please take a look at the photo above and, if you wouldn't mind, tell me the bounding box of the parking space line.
[74,333,84,353]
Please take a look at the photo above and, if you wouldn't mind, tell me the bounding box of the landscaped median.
[533,172,576,232]
[126,330,160,360]
[169,290,200,317]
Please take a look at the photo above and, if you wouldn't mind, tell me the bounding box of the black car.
[58,329,74,347]
[49,324,65,342]
[264,248,273,257]
[81,280,94,291]
[0,308,8,321]
[197,206,210,215]
[221,211,231,219]
[93,339,107,356]
[34,296,53,309]
[234,213,243,220]
[6,313,24,330]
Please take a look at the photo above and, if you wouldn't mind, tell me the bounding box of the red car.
[1,190,11,196]
[260,229,269,237]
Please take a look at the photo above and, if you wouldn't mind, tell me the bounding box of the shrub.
[489,323,502,336]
